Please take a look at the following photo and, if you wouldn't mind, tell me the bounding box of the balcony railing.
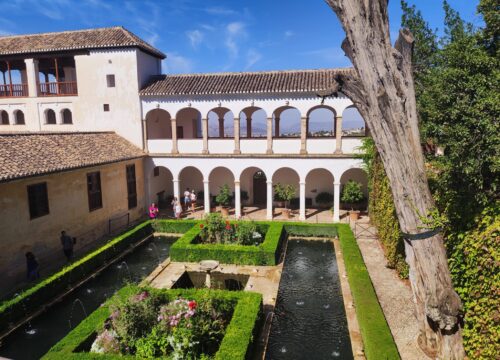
[38,81,78,96]
[0,83,28,97]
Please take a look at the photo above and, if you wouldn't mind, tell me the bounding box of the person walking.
[148,202,159,220]
[190,189,197,213]
[25,252,40,280]
[183,188,191,212]
[171,197,178,218]
[60,230,76,262]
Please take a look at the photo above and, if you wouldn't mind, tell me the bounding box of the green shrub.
[43,285,262,360]
[448,205,499,359]
[341,180,365,210]
[273,183,296,209]
[216,184,232,207]
[0,221,154,331]
[337,224,400,359]
[284,223,338,238]
[151,219,198,234]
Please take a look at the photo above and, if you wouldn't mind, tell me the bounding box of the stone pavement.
[351,216,428,360]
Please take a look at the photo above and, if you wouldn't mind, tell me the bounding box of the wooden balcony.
[38,81,78,96]
[0,83,28,97]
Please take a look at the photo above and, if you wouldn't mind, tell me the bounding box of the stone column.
[266,181,273,220]
[218,118,225,138]
[299,181,306,220]
[202,117,208,154]
[275,117,280,137]
[24,58,39,97]
[173,178,180,203]
[204,180,210,214]
[233,117,241,154]
[300,116,308,154]
[142,119,148,152]
[335,116,343,154]
[171,118,179,154]
[333,182,341,222]
[246,117,252,138]
[266,117,273,154]
[234,180,241,218]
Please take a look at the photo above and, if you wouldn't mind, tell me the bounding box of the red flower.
[188,300,197,310]
[225,225,231,230]
[200,224,204,229]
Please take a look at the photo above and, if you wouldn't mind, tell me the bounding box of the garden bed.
[43,285,263,360]
[169,218,286,266]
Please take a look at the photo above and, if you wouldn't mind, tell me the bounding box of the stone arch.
[207,107,234,138]
[240,166,268,206]
[273,106,301,138]
[239,106,267,138]
[306,105,336,138]
[1,110,9,125]
[340,167,369,210]
[176,107,202,139]
[61,108,72,124]
[272,167,300,210]
[14,110,25,125]
[45,109,56,124]
[209,166,236,208]
[149,166,174,208]
[146,109,172,139]
[305,168,335,208]
[178,166,204,206]
[342,106,366,137]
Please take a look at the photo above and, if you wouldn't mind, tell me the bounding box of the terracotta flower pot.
[282,208,291,219]
[349,210,360,222]
[220,207,229,217]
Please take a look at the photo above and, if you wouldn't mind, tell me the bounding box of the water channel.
[0,236,174,360]
[265,239,354,360]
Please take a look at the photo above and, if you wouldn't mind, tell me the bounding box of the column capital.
[336,115,343,119]
[266,180,273,185]
[234,180,240,185]
[203,179,210,184]
[334,182,341,186]
[234,117,240,121]
[24,58,39,64]
[171,117,176,122]
[299,181,306,186]
[173,178,180,183]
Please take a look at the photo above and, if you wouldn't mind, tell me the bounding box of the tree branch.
[394,28,415,71]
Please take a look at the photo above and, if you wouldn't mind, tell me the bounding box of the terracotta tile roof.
[140,68,353,96]
[0,26,165,59]
[0,132,145,183]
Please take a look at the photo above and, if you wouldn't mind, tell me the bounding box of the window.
[126,164,137,209]
[15,110,25,124]
[87,172,102,211]
[106,74,115,88]
[62,109,72,124]
[0,110,8,125]
[153,167,160,177]
[27,183,49,219]
[45,109,56,124]
[103,104,110,112]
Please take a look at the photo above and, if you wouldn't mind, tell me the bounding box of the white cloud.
[284,30,294,39]
[245,49,262,70]
[163,53,193,74]
[227,21,245,36]
[186,29,204,49]
[225,22,246,58]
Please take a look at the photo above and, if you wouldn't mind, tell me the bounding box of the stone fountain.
[199,260,219,288]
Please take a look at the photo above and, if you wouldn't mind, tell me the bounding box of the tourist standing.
[190,189,197,213]
[171,197,178,218]
[175,200,182,219]
[149,202,159,220]
[183,188,191,212]
[25,252,40,280]
[60,230,76,262]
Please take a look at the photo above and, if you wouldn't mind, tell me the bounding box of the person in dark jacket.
[60,230,76,261]
[25,252,40,280]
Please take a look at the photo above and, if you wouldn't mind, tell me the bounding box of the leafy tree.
[477,0,500,55]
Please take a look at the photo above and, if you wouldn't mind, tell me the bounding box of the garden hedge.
[42,285,263,360]
[336,224,400,359]
[169,221,286,266]
[0,221,155,332]
[150,219,198,234]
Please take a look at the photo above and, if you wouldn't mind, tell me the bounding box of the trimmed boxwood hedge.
[0,221,155,332]
[283,223,339,238]
[42,285,263,360]
[150,219,199,234]
[336,224,400,359]
[169,221,286,266]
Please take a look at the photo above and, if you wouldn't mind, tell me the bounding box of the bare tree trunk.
[324,1,465,358]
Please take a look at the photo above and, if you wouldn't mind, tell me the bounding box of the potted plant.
[315,191,334,209]
[216,184,232,216]
[341,180,365,221]
[274,183,296,219]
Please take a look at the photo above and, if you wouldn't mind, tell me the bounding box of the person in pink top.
[148,202,159,219]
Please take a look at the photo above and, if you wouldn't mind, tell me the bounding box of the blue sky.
[0,0,483,74]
